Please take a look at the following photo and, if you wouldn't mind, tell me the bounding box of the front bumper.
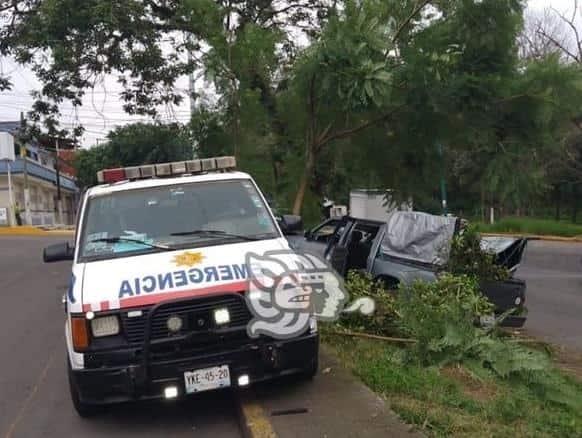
[72,333,319,405]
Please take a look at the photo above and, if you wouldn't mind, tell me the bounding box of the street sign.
[0,132,15,161]
[0,207,8,226]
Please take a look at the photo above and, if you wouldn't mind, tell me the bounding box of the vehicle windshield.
[79,179,279,261]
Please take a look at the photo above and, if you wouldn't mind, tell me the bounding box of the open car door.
[324,218,354,276]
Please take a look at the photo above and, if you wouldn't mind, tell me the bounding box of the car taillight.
[71,316,90,351]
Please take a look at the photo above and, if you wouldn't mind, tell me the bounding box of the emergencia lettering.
[118,264,249,298]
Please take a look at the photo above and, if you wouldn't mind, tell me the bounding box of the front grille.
[120,293,252,345]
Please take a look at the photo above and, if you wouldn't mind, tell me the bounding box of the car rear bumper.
[71,333,319,405]
[481,278,527,327]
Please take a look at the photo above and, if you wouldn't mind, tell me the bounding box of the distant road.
[516,240,582,351]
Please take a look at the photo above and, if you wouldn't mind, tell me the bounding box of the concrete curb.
[481,232,582,243]
[244,348,422,438]
[236,392,278,438]
[0,226,74,237]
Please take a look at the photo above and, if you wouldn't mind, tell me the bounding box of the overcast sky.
[0,0,579,148]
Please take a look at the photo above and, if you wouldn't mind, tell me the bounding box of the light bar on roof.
[171,161,187,174]
[201,158,216,171]
[216,156,236,168]
[96,156,237,184]
[186,160,202,173]
[140,165,155,178]
[155,163,172,176]
[125,166,141,179]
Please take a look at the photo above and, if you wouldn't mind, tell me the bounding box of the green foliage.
[4,0,582,220]
[73,146,109,190]
[293,0,396,112]
[329,269,582,435]
[476,217,582,237]
[327,335,582,437]
[336,271,398,335]
[74,123,192,188]
[446,226,510,281]
[338,272,548,381]
[396,274,494,366]
[104,123,192,166]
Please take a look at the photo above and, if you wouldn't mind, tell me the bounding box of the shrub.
[396,274,493,366]
[336,271,398,335]
[338,272,550,381]
[446,226,509,281]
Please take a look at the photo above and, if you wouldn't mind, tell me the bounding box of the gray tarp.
[381,211,457,266]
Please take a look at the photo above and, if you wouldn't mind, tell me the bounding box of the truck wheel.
[67,358,100,418]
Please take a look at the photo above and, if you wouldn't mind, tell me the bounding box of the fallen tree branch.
[326,329,417,344]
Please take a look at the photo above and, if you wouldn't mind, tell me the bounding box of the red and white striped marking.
[81,281,247,313]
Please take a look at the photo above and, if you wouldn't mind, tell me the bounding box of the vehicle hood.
[71,238,290,313]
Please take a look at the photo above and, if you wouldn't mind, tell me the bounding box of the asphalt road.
[0,236,242,438]
[516,240,582,351]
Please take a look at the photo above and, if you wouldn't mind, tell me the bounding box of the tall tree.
[285,0,433,214]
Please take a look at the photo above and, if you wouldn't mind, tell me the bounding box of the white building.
[0,121,78,226]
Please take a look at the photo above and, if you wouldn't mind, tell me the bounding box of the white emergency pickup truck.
[43,157,318,416]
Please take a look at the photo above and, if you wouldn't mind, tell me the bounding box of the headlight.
[214,308,230,325]
[167,315,183,333]
[91,315,120,337]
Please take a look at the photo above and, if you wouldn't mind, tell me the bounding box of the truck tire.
[67,358,100,418]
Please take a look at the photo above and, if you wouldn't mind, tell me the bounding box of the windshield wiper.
[89,237,172,250]
[170,229,260,241]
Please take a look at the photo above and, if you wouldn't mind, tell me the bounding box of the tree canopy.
[3,0,582,222]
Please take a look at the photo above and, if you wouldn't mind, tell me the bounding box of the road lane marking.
[3,352,55,438]
[237,393,277,438]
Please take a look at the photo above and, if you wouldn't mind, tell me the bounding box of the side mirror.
[304,229,313,240]
[280,214,303,235]
[43,242,75,263]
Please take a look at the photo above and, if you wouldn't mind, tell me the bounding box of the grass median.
[328,238,582,438]
[475,217,582,238]
[324,333,582,437]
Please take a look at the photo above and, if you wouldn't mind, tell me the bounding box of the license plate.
[184,365,230,394]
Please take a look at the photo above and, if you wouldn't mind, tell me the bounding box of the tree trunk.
[292,148,315,215]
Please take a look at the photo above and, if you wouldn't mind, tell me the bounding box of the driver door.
[324,218,355,277]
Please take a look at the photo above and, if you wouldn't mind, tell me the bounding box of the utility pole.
[20,112,32,225]
[6,160,14,225]
[55,137,63,225]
